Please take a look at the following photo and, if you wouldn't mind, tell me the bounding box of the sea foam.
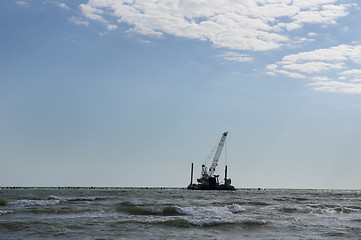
[48,195,101,202]
[176,204,245,216]
[6,199,60,208]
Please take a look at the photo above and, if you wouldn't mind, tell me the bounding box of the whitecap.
[48,195,62,200]
[227,204,245,213]
[48,195,99,202]
[0,210,14,215]
[176,204,245,217]
[67,197,98,201]
[6,199,60,208]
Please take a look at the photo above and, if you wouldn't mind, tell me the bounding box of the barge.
[187,132,235,191]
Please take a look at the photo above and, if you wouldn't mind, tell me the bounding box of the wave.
[1,194,104,208]
[247,201,270,206]
[278,204,360,215]
[231,200,270,206]
[48,195,104,202]
[279,206,302,214]
[184,219,267,227]
[117,204,180,216]
[117,218,267,228]
[117,202,245,217]
[0,210,14,215]
[273,196,309,202]
[5,199,60,208]
[310,206,358,214]
[177,204,245,216]
[0,195,102,209]
[0,220,54,232]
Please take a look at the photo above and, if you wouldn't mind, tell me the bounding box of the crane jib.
[208,131,228,177]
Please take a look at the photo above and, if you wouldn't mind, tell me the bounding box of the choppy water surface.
[1,188,361,239]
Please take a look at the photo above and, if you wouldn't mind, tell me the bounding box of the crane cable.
[204,135,223,166]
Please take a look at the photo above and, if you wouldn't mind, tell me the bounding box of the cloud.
[43,0,70,10]
[56,2,69,10]
[266,64,278,71]
[69,16,90,26]
[79,4,106,23]
[340,69,361,76]
[15,1,29,7]
[267,44,361,94]
[79,3,117,31]
[283,61,344,73]
[309,81,361,94]
[272,69,306,79]
[218,52,253,62]
[351,79,361,83]
[308,32,319,37]
[310,76,330,81]
[139,39,151,44]
[281,44,361,65]
[290,4,349,25]
[70,1,361,94]
[106,24,117,31]
[75,0,352,52]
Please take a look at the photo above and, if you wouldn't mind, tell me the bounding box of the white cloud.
[273,69,306,79]
[283,61,344,73]
[268,44,361,94]
[78,3,118,32]
[16,1,29,7]
[292,0,338,10]
[71,0,361,94]
[266,64,278,71]
[266,71,276,76]
[285,36,316,48]
[310,76,330,81]
[98,31,108,36]
[338,69,361,84]
[309,81,361,94]
[340,69,361,76]
[57,2,69,10]
[80,4,106,23]
[218,52,254,62]
[281,45,352,63]
[69,16,90,26]
[106,24,117,31]
[308,32,319,37]
[75,0,352,52]
[43,0,70,10]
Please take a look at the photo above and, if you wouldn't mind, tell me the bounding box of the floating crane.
[187,132,235,190]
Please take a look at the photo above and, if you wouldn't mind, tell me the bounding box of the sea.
[1,187,361,239]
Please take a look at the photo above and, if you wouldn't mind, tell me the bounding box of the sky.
[1,0,361,189]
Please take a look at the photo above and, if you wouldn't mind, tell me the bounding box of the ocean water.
[1,188,361,239]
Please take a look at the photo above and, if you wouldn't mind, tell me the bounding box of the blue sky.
[1,0,361,189]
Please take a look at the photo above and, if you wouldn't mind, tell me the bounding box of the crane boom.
[208,131,228,177]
